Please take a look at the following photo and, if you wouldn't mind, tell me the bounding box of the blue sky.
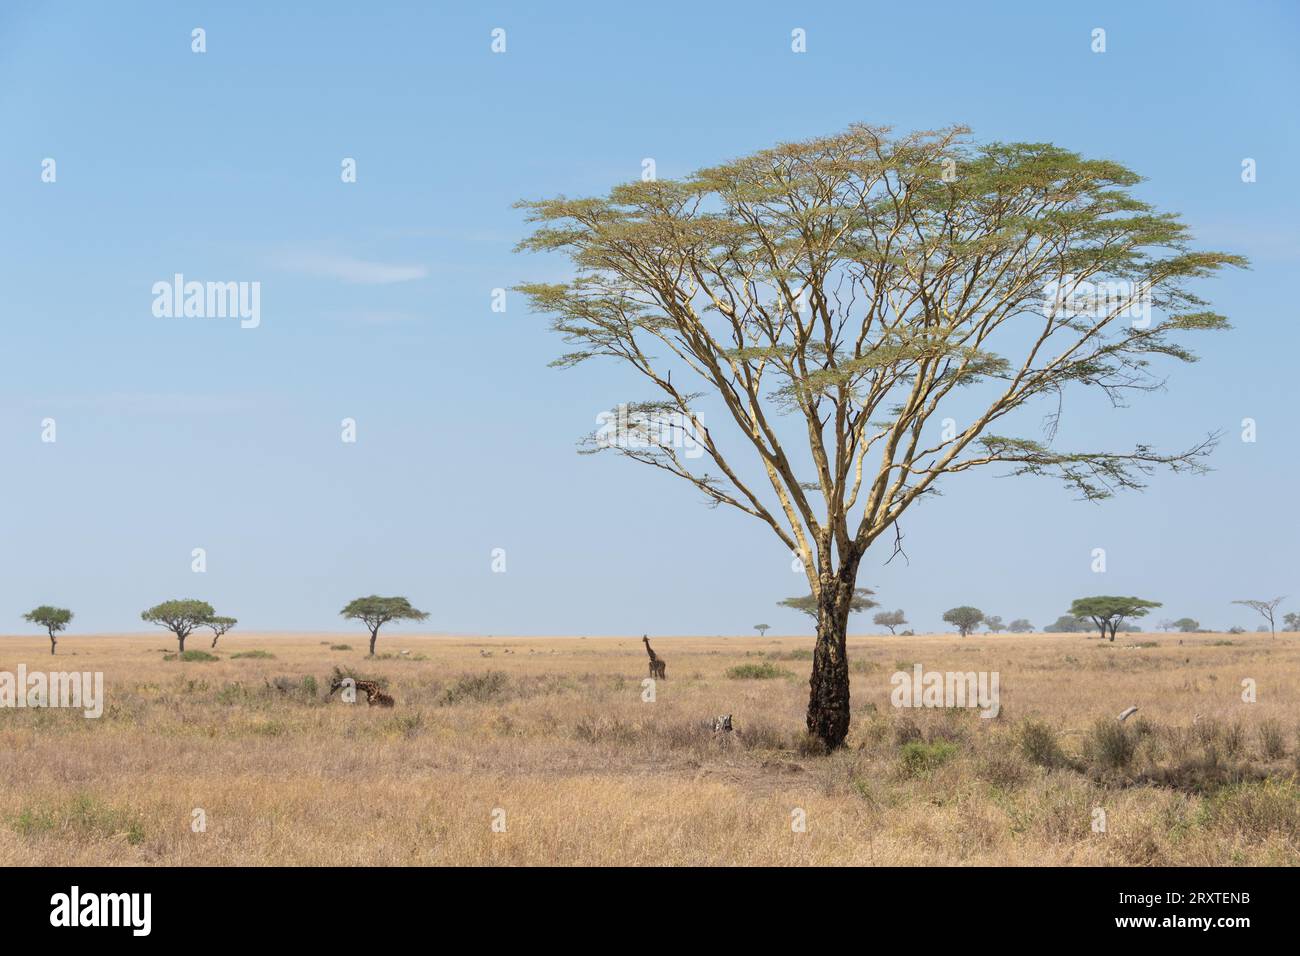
[1,1,1296,637]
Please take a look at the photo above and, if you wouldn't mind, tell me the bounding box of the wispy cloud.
[271,250,429,284]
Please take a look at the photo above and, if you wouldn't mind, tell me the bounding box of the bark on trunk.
[178,633,186,653]
[212,634,219,649]
[806,571,856,750]
[49,633,56,655]
[369,628,379,656]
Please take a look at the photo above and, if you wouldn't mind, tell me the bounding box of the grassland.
[1,631,1297,865]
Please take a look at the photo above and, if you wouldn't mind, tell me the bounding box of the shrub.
[440,671,509,705]
[231,650,275,659]
[899,740,958,776]
[1258,720,1287,760]
[725,662,791,680]
[164,650,218,662]
[1018,719,1067,769]
[1086,718,1136,771]
[329,644,352,651]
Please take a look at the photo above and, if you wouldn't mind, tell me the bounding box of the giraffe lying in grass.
[327,672,394,707]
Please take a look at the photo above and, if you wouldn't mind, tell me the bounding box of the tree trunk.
[49,633,56,655]
[178,633,186,653]
[369,628,379,656]
[212,634,219,648]
[806,570,856,750]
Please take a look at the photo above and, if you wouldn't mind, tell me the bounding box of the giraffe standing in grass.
[643,635,666,680]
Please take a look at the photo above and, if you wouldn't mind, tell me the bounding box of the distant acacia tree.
[205,616,238,649]
[943,606,984,637]
[1044,615,1089,633]
[1070,596,1161,642]
[341,596,429,656]
[779,588,877,622]
[754,624,770,637]
[984,615,1005,633]
[873,609,907,635]
[142,600,215,653]
[1232,597,1285,638]
[24,606,73,656]
[1172,617,1200,633]
[1284,612,1300,632]
[1156,618,1175,632]
[517,124,1243,748]
[1007,618,1034,633]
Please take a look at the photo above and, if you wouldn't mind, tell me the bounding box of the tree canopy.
[1232,597,1285,637]
[517,123,1243,749]
[779,588,877,621]
[1069,596,1161,642]
[873,609,907,634]
[142,599,216,653]
[943,606,985,636]
[341,596,429,656]
[24,605,72,655]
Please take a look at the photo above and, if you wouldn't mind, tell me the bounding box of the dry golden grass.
[1,630,1297,865]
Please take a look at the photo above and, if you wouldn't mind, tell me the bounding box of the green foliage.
[899,741,959,776]
[329,643,352,651]
[779,588,877,621]
[1044,615,1089,633]
[23,605,73,633]
[1173,617,1200,632]
[230,650,274,659]
[141,599,217,648]
[726,662,792,680]
[1007,618,1034,633]
[943,606,984,636]
[340,596,429,653]
[165,650,218,662]
[1069,596,1162,641]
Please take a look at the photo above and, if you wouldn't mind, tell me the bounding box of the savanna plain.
[1,631,1297,866]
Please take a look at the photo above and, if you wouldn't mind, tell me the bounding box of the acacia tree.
[1232,597,1285,638]
[1284,612,1300,632]
[754,623,771,636]
[943,606,984,636]
[142,599,215,653]
[1070,596,1161,642]
[984,615,1005,633]
[341,596,429,656]
[206,616,238,648]
[517,124,1243,748]
[873,609,907,635]
[24,606,72,656]
[1173,616,1200,633]
[1007,618,1034,633]
[780,588,877,623]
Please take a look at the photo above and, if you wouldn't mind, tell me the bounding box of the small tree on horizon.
[206,616,238,649]
[142,599,215,653]
[1283,612,1300,632]
[341,596,429,656]
[1044,614,1088,633]
[1007,618,1034,633]
[984,615,1005,633]
[1070,596,1161,642]
[1173,617,1200,633]
[779,588,877,626]
[24,606,73,656]
[1231,597,1285,638]
[943,606,984,637]
[754,624,770,637]
[873,609,907,635]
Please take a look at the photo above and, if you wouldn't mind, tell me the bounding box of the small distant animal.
[643,635,667,680]
[327,674,394,708]
[710,714,734,734]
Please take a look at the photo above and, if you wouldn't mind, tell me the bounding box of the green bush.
[231,650,275,659]
[164,650,218,662]
[899,740,958,776]
[725,662,791,680]
[1018,719,1068,769]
